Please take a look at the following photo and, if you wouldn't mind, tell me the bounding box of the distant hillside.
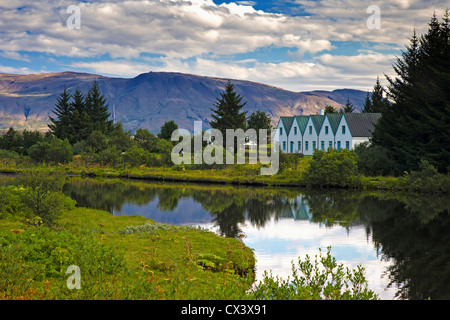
[0,71,369,133]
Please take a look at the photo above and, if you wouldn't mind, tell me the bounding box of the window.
[325,126,329,135]
[283,141,286,151]
[321,141,324,150]
[329,141,332,148]
[280,127,283,135]
[305,141,309,151]
[342,125,346,134]
[313,141,316,150]
[298,141,301,152]
[294,127,297,135]
[346,141,350,149]
[337,141,341,150]
[309,126,312,135]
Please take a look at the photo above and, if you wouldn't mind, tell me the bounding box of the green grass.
[0,207,255,300]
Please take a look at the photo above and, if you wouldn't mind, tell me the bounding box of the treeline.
[364,11,450,175]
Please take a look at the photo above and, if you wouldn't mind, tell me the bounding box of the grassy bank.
[0,160,442,193]
[0,206,255,300]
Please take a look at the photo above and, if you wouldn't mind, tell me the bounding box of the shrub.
[405,160,449,194]
[249,247,378,300]
[354,142,399,176]
[303,149,361,188]
[279,153,304,172]
[15,169,75,226]
[28,138,73,164]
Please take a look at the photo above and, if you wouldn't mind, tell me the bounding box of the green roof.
[311,115,326,134]
[294,116,310,135]
[280,116,294,134]
[326,113,343,134]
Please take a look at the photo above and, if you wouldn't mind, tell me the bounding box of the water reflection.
[1,175,449,300]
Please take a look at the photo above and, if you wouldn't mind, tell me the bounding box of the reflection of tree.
[61,176,450,299]
[302,189,362,226]
[359,196,450,300]
[157,188,182,211]
[64,178,159,213]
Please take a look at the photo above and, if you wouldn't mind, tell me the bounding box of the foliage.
[324,105,337,114]
[159,120,178,140]
[361,77,390,113]
[28,138,73,164]
[247,109,272,136]
[303,148,361,188]
[405,159,449,194]
[342,98,355,113]
[14,169,75,226]
[0,226,129,300]
[249,247,378,300]
[48,81,113,144]
[209,81,248,147]
[372,12,450,173]
[354,141,399,176]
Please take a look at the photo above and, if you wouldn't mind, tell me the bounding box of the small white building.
[274,112,381,154]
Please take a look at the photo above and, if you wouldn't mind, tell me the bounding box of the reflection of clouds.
[240,217,397,299]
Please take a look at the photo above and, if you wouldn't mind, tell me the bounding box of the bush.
[249,247,378,300]
[303,149,361,188]
[15,169,75,226]
[28,138,73,164]
[279,152,304,172]
[405,160,449,194]
[354,142,399,176]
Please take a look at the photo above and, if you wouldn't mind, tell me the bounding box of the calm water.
[2,175,449,300]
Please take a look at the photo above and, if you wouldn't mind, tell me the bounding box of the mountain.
[0,71,369,133]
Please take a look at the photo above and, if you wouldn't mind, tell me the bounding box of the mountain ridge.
[0,71,369,133]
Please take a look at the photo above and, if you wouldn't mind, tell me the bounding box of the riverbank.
[0,206,255,300]
[0,162,440,193]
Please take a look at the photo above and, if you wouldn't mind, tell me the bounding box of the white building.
[274,112,381,154]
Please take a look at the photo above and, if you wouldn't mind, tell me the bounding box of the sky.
[0,0,448,92]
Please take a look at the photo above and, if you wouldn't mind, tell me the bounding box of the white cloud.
[0,0,445,91]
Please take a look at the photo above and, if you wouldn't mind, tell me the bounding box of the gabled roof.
[310,114,326,134]
[280,116,294,134]
[343,113,381,137]
[325,113,343,134]
[293,115,309,135]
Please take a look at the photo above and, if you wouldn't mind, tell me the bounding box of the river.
[2,175,449,300]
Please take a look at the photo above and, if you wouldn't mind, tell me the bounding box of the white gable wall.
[318,116,335,151]
[288,119,302,153]
[274,120,288,153]
[335,116,353,150]
[302,117,318,156]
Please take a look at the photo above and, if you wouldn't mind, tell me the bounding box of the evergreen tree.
[372,11,450,173]
[48,88,72,141]
[362,77,389,113]
[209,81,247,147]
[342,98,355,113]
[85,80,113,135]
[362,93,372,113]
[70,87,90,143]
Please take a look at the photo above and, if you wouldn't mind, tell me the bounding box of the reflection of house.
[280,196,313,221]
[273,112,381,154]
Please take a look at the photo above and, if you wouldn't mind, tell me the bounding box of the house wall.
[302,117,318,155]
[318,117,335,151]
[274,121,288,153]
[288,120,302,153]
[334,116,353,150]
